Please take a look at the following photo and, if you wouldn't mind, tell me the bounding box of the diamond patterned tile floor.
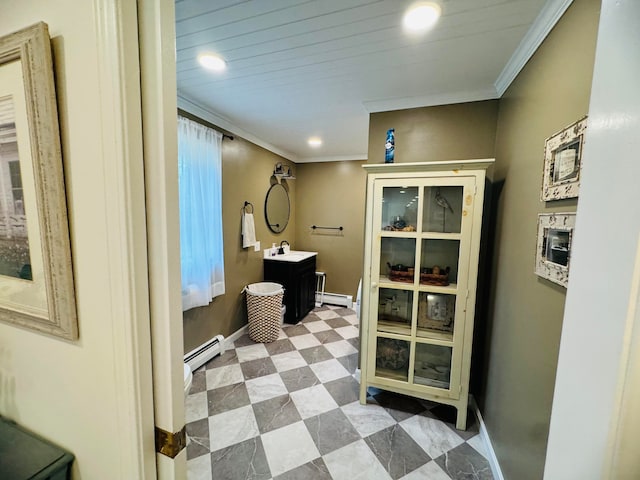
[186,305,494,480]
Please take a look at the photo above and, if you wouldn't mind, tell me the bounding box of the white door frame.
[91,0,164,477]
[603,236,640,479]
[95,0,187,477]
[137,0,186,478]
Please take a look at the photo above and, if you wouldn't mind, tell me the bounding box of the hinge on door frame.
[155,425,186,458]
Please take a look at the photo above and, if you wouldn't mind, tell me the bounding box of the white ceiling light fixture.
[308,137,322,147]
[403,2,442,33]
[198,53,227,72]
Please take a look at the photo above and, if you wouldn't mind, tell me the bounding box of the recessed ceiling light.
[198,53,227,72]
[403,2,441,33]
[308,137,322,147]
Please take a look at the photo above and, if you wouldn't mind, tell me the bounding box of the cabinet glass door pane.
[377,288,413,335]
[381,238,416,283]
[414,343,452,389]
[417,292,455,339]
[376,337,410,381]
[420,239,460,285]
[381,186,419,232]
[422,186,463,233]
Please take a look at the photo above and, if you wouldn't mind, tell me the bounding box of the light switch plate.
[254,241,260,252]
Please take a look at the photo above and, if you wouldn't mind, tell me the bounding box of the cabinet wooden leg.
[359,383,368,405]
[456,408,468,430]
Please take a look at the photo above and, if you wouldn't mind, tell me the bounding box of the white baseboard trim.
[470,395,504,480]
[224,325,248,350]
[321,292,353,308]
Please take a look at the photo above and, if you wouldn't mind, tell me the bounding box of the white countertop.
[264,250,317,263]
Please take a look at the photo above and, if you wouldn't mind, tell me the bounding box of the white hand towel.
[242,212,256,248]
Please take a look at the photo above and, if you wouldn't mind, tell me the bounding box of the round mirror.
[265,183,290,233]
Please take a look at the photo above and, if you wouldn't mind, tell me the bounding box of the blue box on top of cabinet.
[0,416,74,479]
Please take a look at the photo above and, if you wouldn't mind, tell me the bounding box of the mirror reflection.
[265,183,289,233]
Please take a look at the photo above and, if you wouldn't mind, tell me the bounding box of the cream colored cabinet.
[359,160,493,429]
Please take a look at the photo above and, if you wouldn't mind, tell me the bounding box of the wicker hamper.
[245,282,284,343]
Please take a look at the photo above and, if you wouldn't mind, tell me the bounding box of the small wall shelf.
[273,162,296,179]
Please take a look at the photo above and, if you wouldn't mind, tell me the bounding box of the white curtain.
[178,115,225,311]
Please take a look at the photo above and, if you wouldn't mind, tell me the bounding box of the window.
[178,115,225,311]
[9,160,24,214]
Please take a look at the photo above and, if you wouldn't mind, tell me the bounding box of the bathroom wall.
[482,1,599,479]
[182,126,296,353]
[295,160,367,299]
[367,100,499,164]
[296,100,498,300]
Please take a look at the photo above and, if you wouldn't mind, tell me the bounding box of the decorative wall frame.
[0,23,78,340]
[541,116,587,201]
[535,213,576,288]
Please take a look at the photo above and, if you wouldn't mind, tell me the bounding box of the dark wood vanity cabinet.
[264,255,316,324]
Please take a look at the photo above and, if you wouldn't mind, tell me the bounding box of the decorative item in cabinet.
[383,223,417,232]
[389,263,451,286]
[376,337,410,377]
[421,239,459,284]
[419,266,450,286]
[418,292,455,334]
[380,237,416,282]
[414,343,452,389]
[377,288,412,334]
[423,186,463,233]
[360,159,494,430]
[387,263,415,283]
[381,186,418,231]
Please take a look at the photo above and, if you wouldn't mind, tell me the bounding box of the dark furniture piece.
[264,255,316,324]
[0,417,74,479]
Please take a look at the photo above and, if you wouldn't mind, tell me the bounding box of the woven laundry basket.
[245,282,284,343]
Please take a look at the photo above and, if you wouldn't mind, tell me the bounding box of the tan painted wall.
[294,105,497,299]
[183,134,296,352]
[294,161,367,299]
[368,100,499,164]
[480,2,600,479]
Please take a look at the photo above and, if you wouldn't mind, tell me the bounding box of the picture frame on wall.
[0,23,78,340]
[541,116,588,201]
[535,213,576,288]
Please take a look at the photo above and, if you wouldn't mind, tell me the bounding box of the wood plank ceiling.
[175,0,548,161]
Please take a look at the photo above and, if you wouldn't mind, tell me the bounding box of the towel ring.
[243,201,254,214]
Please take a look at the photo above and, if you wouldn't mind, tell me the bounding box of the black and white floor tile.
[186,305,493,480]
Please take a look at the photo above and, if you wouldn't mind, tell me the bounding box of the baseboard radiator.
[184,334,225,371]
[320,292,353,308]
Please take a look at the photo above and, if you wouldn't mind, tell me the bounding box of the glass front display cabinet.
[359,160,493,430]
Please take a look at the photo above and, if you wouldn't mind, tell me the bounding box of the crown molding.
[296,154,368,164]
[495,0,574,96]
[363,87,499,113]
[177,94,299,162]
